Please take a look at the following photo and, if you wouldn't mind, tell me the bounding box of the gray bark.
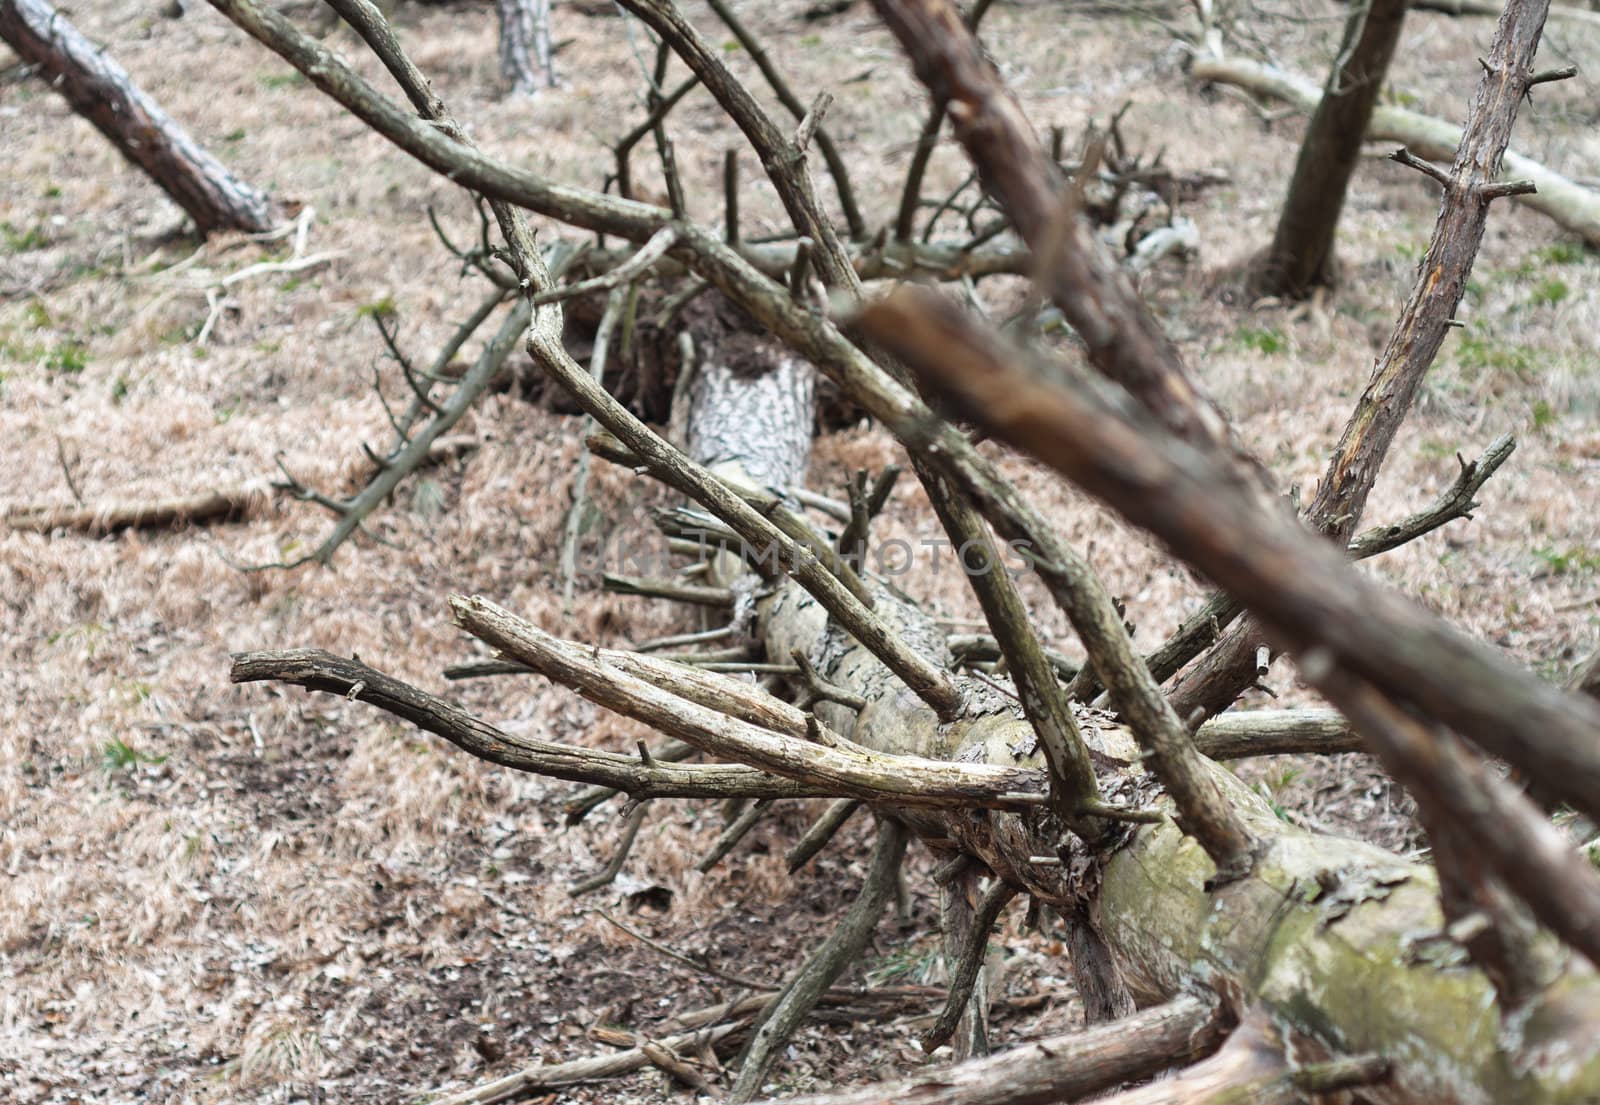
[0,0,280,234]
[494,0,553,96]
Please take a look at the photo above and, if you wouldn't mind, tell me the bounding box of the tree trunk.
[0,0,281,235]
[493,0,553,96]
[1252,0,1410,296]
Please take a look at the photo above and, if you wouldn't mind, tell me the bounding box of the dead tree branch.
[786,798,862,872]
[229,648,829,802]
[1128,430,1514,697]
[451,597,1043,810]
[7,484,270,534]
[757,994,1226,1105]
[274,298,531,567]
[729,818,907,1103]
[1192,708,1360,759]
[613,0,857,291]
[923,876,1016,1053]
[1175,0,1560,720]
[861,286,1600,833]
[893,0,996,240]
[1320,669,1600,970]
[700,0,865,238]
[1190,55,1600,248]
[869,0,1244,462]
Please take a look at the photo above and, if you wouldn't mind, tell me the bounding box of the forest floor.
[1,0,1597,1102]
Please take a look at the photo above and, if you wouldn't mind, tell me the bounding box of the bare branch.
[571,801,652,896]
[729,819,907,1103]
[785,798,862,872]
[1345,432,1515,558]
[870,0,1246,462]
[697,797,776,871]
[1134,431,1514,696]
[923,877,1016,1053]
[862,284,1600,831]
[1321,669,1600,971]
[699,0,865,238]
[1192,709,1360,759]
[1175,0,1558,720]
[603,573,736,608]
[229,648,828,802]
[756,995,1225,1105]
[452,596,1047,810]
[7,484,270,534]
[869,300,1259,877]
[894,0,996,240]
[914,460,1117,844]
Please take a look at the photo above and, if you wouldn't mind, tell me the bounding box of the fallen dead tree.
[209,0,1600,1101]
[1189,54,1600,248]
[0,0,280,234]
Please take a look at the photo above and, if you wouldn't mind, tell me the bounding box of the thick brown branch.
[862,287,1600,831]
[1175,0,1556,719]
[1320,670,1600,970]
[1192,709,1361,759]
[869,0,1242,461]
[1134,431,1512,698]
[6,484,270,534]
[883,348,1260,879]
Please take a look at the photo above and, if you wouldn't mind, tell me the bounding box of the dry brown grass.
[1,0,1597,1101]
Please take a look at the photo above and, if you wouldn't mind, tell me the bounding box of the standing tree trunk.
[494,0,554,96]
[1251,0,1410,296]
[0,0,280,235]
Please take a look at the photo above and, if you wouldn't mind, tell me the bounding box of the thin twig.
[571,801,651,896]
[924,876,1016,1052]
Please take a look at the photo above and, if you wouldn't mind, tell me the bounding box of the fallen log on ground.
[6,484,271,534]
[0,0,281,234]
[8,436,479,537]
[1189,54,1600,248]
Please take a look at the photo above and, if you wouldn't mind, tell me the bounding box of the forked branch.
[861,286,1600,836]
